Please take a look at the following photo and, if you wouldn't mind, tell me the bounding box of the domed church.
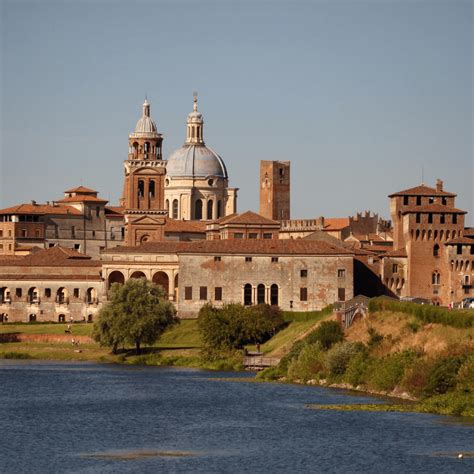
[164,94,237,220]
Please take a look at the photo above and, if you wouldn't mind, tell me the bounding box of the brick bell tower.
[120,99,168,246]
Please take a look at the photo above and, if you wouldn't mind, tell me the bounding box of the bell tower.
[120,100,168,246]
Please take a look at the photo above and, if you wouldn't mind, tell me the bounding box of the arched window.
[433,244,440,257]
[257,284,265,304]
[58,314,65,323]
[446,230,451,240]
[270,284,279,306]
[86,288,97,304]
[149,180,155,198]
[432,272,440,285]
[217,200,222,218]
[138,180,144,198]
[207,200,213,220]
[29,314,37,322]
[130,271,146,279]
[56,287,68,305]
[108,271,125,290]
[172,199,179,219]
[165,200,170,213]
[433,230,438,240]
[422,230,426,240]
[416,230,420,240]
[428,229,432,240]
[195,199,203,220]
[144,142,150,154]
[440,230,444,241]
[244,284,252,306]
[132,142,139,157]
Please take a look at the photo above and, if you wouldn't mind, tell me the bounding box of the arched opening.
[56,287,68,305]
[132,142,139,158]
[440,230,444,241]
[152,272,169,299]
[149,180,155,198]
[174,274,179,302]
[446,230,451,240]
[130,271,146,279]
[433,244,440,257]
[58,314,66,323]
[165,199,170,213]
[270,284,279,306]
[452,230,457,239]
[434,230,438,240]
[172,199,179,219]
[138,180,144,199]
[195,199,203,220]
[207,200,213,220]
[432,272,440,285]
[0,313,8,322]
[428,230,432,240]
[257,284,265,304]
[144,141,150,155]
[27,287,40,304]
[86,287,97,304]
[29,314,37,322]
[244,284,252,306]
[108,271,125,290]
[422,230,426,240]
[87,314,93,323]
[416,230,420,240]
[217,200,222,218]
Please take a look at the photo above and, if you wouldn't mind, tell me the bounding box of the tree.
[306,320,344,350]
[93,278,178,354]
[197,303,285,352]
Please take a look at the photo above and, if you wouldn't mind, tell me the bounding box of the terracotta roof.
[164,219,207,234]
[323,218,350,231]
[445,236,474,245]
[178,239,354,256]
[213,211,280,226]
[382,248,408,258]
[0,203,82,216]
[56,196,108,204]
[350,233,391,242]
[401,204,466,214]
[0,247,100,267]
[463,228,474,238]
[63,186,98,194]
[102,242,191,254]
[389,184,456,198]
[105,206,125,216]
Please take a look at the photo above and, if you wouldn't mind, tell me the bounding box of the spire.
[143,98,150,117]
[186,92,204,145]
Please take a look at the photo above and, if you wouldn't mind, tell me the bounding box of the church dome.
[134,100,157,133]
[166,145,228,179]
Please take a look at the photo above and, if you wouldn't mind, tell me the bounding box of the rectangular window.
[49,243,55,248]
[337,269,346,279]
[74,244,80,251]
[96,206,101,217]
[0,244,3,251]
[428,197,434,204]
[338,288,346,302]
[279,167,284,176]
[392,264,398,273]
[184,287,192,300]
[403,196,409,205]
[16,288,22,298]
[35,229,40,238]
[0,230,3,237]
[263,233,273,239]
[457,245,462,255]
[271,257,279,263]
[428,213,433,224]
[442,197,447,205]
[8,230,12,237]
[45,288,51,298]
[416,196,421,206]
[300,287,308,301]
[440,214,445,224]
[71,226,76,238]
[249,233,258,239]
[73,288,80,298]
[92,230,96,238]
[245,257,252,262]
[21,229,27,237]
[121,227,125,238]
[234,233,243,239]
[416,213,421,224]
[8,244,12,251]
[300,269,308,278]
[214,287,222,301]
[453,214,457,224]
[214,256,221,262]
[199,286,207,300]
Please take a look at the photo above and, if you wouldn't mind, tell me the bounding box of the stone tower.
[259,160,290,221]
[120,100,168,245]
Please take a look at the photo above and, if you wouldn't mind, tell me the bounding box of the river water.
[0,361,472,473]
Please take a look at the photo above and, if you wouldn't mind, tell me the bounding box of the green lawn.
[153,319,201,349]
[0,322,93,337]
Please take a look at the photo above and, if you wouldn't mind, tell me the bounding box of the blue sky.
[1,0,472,224]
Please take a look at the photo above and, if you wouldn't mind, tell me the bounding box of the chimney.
[31,200,37,206]
[436,179,443,192]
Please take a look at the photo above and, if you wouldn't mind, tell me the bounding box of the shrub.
[325,341,365,376]
[367,327,383,348]
[456,356,474,394]
[369,351,417,392]
[418,392,474,417]
[344,351,373,387]
[306,320,344,350]
[423,356,465,396]
[287,343,325,382]
[399,358,435,397]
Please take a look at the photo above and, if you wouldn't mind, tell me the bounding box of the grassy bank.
[258,307,474,418]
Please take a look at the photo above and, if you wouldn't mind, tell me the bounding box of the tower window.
[138,180,144,198]
[428,213,433,224]
[416,196,421,206]
[149,180,155,198]
[403,196,409,205]
[433,244,440,257]
[96,206,100,217]
[440,214,445,224]
[453,214,457,224]
[172,200,178,219]
[194,199,203,220]
[416,213,421,224]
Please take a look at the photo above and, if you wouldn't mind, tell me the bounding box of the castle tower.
[164,94,237,220]
[259,161,290,221]
[121,100,168,245]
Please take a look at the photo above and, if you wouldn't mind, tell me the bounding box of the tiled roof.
[445,236,474,245]
[102,242,191,254]
[105,206,125,216]
[178,239,354,256]
[0,203,82,216]
[0,247,100,267]
[56,196,108,204]
[389,184,456,198]
[214,211,280,226]
[164,219,207,233]
[463,228,474,238]
[401,204,466,214]
[63,186,98,194]
[323,218,350,231]
[382,248,408,258]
